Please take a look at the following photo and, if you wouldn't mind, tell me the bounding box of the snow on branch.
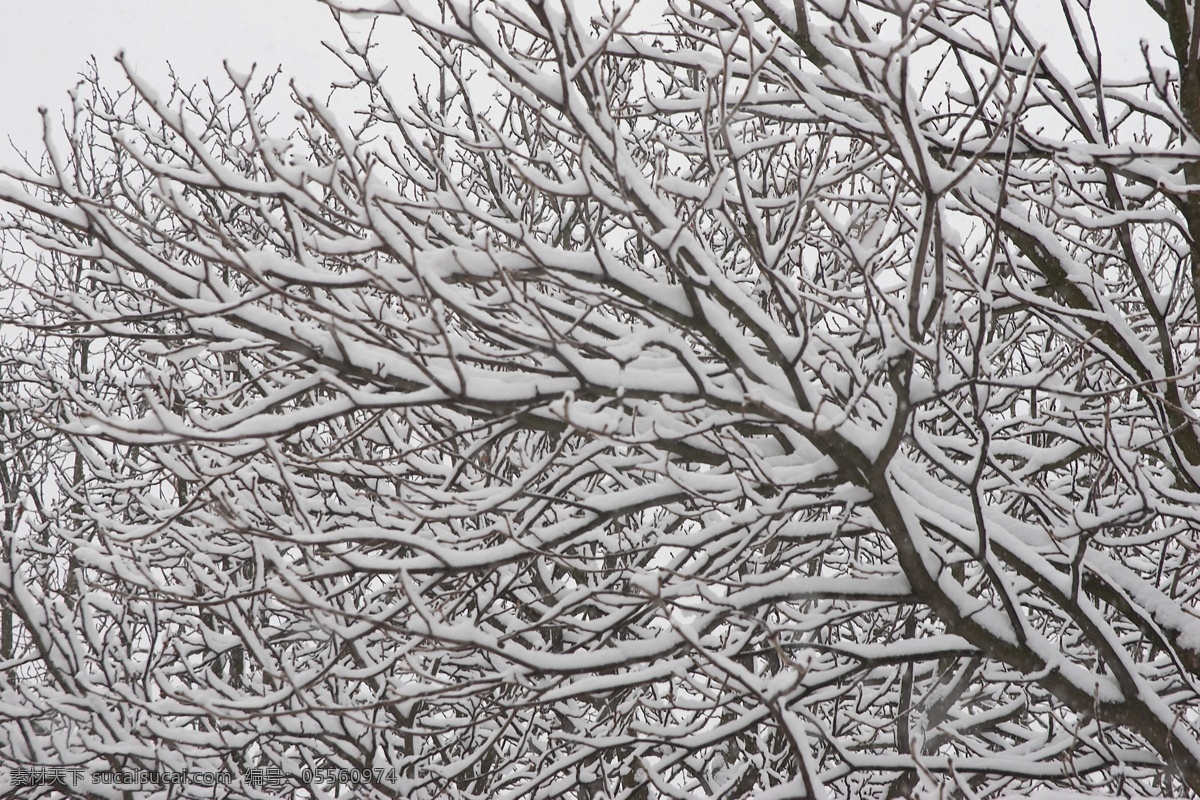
[2,1,1200,798]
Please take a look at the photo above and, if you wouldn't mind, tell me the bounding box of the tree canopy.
[3,0,1200,798]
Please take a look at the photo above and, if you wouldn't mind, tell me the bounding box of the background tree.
[3,0,1200,798]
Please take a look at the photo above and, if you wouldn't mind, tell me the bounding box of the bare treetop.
[2,0,1200,798]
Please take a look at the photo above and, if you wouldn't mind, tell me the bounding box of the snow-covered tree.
[3,0,1200,797]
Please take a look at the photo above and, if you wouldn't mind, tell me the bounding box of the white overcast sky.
[0,0,368,156]
[0,0,1174,160]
